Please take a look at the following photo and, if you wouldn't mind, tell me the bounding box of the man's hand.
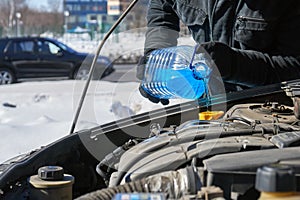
[136,55,170,105]
[138,85,169,105]
[136,55,147,80]
[197,41,236,79]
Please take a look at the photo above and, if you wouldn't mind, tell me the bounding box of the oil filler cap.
[255,164,296,192]
[38,166,64,181]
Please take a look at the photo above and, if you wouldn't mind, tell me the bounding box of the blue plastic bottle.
[141,45,211,100]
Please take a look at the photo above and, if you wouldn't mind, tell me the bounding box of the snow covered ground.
[0,80,186,163]
[0,33,195,163]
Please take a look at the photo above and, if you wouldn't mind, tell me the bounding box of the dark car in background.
[0,37,114,84]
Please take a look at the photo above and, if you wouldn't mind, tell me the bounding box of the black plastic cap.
[255,164,296,192]
[38,166,64,181]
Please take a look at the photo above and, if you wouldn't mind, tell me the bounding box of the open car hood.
[1,80,297,200]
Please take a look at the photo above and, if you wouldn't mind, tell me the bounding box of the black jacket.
[144,0,300,87]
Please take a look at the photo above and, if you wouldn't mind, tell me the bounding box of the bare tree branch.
[47,0,62,13]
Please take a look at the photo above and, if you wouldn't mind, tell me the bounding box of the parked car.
[0,37,114,84]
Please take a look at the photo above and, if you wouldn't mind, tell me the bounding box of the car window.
[0,40,7,52]
[37,41,50,54]
[37,41,61,55]
[14,41,34,53]
[48,41,61,54]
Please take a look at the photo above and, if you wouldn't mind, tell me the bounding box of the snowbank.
[0,80,185,163]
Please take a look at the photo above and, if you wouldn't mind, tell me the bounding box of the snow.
[0,33,195,163]
[0,80,186,163]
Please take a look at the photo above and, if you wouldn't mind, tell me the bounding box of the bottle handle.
[189,44,199,71]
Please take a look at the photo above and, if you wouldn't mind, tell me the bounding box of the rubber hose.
[75,178,149,200]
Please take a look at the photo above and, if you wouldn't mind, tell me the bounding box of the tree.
[0,0,63,37]
[47,0,62,13]
[0,0,25,36]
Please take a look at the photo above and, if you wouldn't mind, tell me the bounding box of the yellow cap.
[259,192,300,200]
[199,111,224,120]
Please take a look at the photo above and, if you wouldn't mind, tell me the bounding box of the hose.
[96,139,139,184]
[75,167,201,200]
[75,178,148,200]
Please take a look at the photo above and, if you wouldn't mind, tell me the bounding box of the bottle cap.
[255,164,296,192]
[38,166,64,181]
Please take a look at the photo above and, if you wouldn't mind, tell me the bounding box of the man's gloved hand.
[197,41,243,93]
[138,85,170,105]
[197,41,236,79]
[136,55,147,80]
[136,55,170,105]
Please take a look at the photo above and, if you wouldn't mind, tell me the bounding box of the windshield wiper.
[69,0,140,134]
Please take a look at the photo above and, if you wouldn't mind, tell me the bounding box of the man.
[137,0,300,104]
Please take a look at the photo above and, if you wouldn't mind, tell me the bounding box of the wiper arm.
[69,0,140,134]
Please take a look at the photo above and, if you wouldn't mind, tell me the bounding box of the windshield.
[0,0,203,164]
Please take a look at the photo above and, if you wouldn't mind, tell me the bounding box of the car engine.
[2,82,300,200]
[76,88,300,200]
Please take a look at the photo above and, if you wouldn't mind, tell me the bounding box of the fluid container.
[28,166,74,200]
[141,45,211,100]
[255,164,300,200]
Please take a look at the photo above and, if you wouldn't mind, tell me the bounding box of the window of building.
[98,6,104,11]
[81,5,87,11]
[69,4,81,11]
[90,15,97,20]
[66,5,73,11]
[109,5,120,10]
[78,15,87,23]
[68,16,76,23]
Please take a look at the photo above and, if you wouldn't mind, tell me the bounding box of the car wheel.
[75,67,90,80]
[0,68,15,85]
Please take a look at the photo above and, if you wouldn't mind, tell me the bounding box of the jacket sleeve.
[144,0,180,55]
[225,3,300,87]
[226,49,300,87]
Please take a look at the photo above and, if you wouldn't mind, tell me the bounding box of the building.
[63,0,123,34]
[107,0,133,15]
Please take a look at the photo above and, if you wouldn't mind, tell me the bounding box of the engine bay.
[85,100,300,200]
[1,81,300,200]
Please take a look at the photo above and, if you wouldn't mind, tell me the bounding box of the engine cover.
[224,102,296,124]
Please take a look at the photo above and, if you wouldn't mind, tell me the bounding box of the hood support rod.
[69,0,139,134]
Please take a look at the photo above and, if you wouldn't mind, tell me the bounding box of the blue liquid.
[141,68,206,99]
[141,45,210,100]
[113,193,165,200]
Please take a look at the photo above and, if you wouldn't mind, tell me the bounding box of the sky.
[26,0,63,11]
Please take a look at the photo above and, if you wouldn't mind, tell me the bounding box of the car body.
[0,37,114,84]
[1,80,300,200]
